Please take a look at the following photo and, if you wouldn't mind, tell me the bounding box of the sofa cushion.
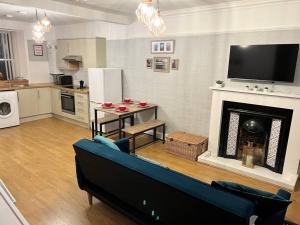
[94,135,120,151]
[211,181,291,216]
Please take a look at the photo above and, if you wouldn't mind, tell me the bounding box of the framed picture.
[146,58,153,69]
[171,59,179,70]
[151,40,175,54]
[153,57,170,73]
[33,45,43,56]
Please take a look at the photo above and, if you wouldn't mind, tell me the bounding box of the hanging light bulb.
[136,0,157,25]
[41,11,52,32]
[32,10,45,44]
[148,1,166,36]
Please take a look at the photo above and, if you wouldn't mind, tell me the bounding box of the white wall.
[0,19,55,83]
[55,21,127,40]
[106,0,300,136]
[127,0,300,38]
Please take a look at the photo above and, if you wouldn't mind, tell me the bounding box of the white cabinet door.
[75,93,89,123]
[56,39,69,70]
[68,39,82,56]
[37,88,52,114]
[51,88,62,115]
[82,39,96,69]
[17,89,38,118]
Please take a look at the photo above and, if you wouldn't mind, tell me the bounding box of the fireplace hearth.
[219,101,293,174]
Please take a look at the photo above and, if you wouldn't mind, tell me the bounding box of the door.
[17,89,38,118]
[51,88,62,115]
[37,88,52,114]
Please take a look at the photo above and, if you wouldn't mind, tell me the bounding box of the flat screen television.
[227,44,299,82]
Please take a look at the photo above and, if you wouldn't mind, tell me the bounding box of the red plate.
[115,107,129,112]
[122,100,134,104]
[137,104,150,108]
[102,104,115,108]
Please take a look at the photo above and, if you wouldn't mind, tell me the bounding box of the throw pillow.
[211,181,291,217]
[94,135,121,151]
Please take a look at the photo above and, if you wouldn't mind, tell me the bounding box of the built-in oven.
[61,91,75,114]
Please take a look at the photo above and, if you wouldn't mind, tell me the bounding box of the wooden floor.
[0,118,299,225]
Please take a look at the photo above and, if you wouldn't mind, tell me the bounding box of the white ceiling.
[0,3,90,25]
[55,0,264,16]
[0,0,286,26]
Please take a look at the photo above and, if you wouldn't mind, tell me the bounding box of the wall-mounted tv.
[227,44,299,82]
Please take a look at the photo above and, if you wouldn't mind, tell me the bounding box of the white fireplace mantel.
[198,87,300,190]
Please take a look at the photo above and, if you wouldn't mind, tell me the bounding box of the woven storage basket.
[166,131,208,161]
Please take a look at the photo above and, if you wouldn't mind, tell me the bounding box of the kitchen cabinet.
[56,39,69,70]
[75,93,89,123]
[37,88,52,114]
[51,88,62,115]
[56,38,106,70]
[17,89,38,118]
[18,88,52,118]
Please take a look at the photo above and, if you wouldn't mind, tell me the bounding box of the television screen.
[228,44,299,82]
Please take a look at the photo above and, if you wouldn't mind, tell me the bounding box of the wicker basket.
[166,132,208,161]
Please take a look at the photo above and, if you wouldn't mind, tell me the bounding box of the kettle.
[79,80,84,89]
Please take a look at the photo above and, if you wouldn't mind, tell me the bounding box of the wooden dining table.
[94,102,158,139]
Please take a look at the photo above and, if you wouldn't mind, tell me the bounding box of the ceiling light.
[17,11,27,15]
[147,0,166,36]
[41,11,52,33]
[136,0,157,25]
[5,14,13,18]
[32,10,45,44]
[148,9,166,36]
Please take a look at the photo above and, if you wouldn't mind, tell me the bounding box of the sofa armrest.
[277,189,291,200]
[114,138,130,154]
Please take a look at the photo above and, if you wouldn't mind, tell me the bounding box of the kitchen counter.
[0,83,89,94]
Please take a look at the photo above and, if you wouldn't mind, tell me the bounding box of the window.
[0,31,15,80]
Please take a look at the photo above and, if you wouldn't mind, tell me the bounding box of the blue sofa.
[73,138,258,225]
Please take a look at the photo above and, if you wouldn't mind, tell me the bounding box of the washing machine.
[0,91,20,129]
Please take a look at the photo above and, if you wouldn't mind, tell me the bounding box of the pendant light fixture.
[41,11,52,33]
[136,0,166,36]
[148,0,166,36]
[136,0,157,25]
[32,10,45,44]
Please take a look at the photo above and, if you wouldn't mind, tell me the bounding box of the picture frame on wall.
[171,59,179,70]
[146,58,153,69]
[153,57,170,73]
[151,40,175,54]
[33,45,43,56]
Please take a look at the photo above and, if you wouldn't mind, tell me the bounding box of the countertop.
[0,83,89,94]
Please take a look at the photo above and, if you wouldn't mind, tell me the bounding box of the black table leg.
[162,124,166,144]
[118,117,122,139]
[154,106,158,119]
[153,128,157,141]
[99,123,103,136]
[132,134,136,154]
[91,122,95,139]
[130,115,134,126]
[94,109,98,136]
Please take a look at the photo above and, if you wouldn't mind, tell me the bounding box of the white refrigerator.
[88,68,122,132]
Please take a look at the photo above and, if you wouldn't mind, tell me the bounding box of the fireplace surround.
[219,101,293,174]
[198,87,300,189]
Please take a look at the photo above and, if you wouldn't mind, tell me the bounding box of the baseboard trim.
[20,114,53,123]
[53,114,89,128]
